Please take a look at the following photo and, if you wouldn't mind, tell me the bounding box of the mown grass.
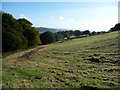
[2,31,119,89]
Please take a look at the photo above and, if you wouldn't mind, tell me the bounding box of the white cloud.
[19,14,29,20]
[59,16,64,20]
[82,18,118,32]
[50,16,54,20]
[60,18,118,31]
[70,18,75,22]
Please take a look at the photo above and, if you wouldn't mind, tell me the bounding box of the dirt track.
[17,46,45,60]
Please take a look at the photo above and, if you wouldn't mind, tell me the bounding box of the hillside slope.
[3,31,119,89]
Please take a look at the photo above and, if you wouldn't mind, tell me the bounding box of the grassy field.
[2,31,119,89]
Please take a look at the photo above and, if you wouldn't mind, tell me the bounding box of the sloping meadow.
[3,31,119,89]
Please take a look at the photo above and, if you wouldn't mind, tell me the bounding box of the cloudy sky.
[2,1,118,31]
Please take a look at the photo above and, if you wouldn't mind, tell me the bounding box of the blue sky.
[2,2,118,31]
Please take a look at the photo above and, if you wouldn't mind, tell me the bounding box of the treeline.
[40,30,107,45]
[57,30,107,39]
[40,23,120,45]
[2,12,40,52]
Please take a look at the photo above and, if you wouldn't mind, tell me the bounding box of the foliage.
[83,30,90,35]
[40,31,56,44]
[91,31,97,35]
[74,30,82,37]
[55,33,64,41]
[40,31,64,45]
[2,12,40,52]
[57,30,83,39]
[17,18,32,26]
[109,23,120,32]
[2,12,28,52]
[17,19,40,47]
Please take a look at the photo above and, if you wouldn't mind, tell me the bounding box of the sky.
[2,2,118,31]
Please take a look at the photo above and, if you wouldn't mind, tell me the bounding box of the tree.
[2,12,28,52]
[17,18,40,47]
[23,27,40,47]
[55,33,64,41]
[64,31,70,39]
[17,18,32,26]
[96,32,101,35]
[40,31,56,44]
[83,30,90,35]
[2,12,40,52]
[91,31,97,35]
[74,30,81,38]
[109,23,120,32]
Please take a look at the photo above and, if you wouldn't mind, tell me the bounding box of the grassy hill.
[2,31,119,89]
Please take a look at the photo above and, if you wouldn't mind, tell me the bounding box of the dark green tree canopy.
[109,23,120,32]
[2,12,28,52]
[91,31,96,35]
[17,18,32,26]
[17,18,40,47]
[83,30,90,35]
[74,30,82,37]
[40,31,56,44]
[2,12,40,52]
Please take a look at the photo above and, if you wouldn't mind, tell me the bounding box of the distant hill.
[36,27,68,33]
